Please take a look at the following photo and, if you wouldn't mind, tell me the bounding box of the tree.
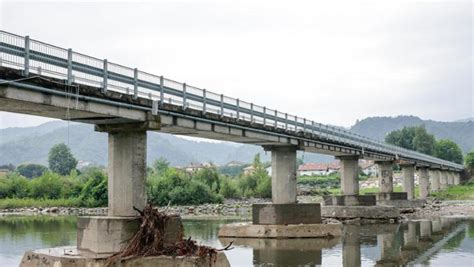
[412,126,436,155]
[48,143,77,175]
[434,139,463,164]
[464,150,474,171]
[385,126,436,155]
[152,157,170,176]
[16,164,48,179]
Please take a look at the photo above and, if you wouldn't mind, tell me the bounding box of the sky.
[0,0,472,129]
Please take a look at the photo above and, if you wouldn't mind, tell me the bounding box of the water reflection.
[0,215,473,266]
[219,217,473,266]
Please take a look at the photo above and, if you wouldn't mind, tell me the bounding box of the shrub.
[79,168,108,207]
[30,172,63,199]
[219,176,241,199]
[16,164,48,179]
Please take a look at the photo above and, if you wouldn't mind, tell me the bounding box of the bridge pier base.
[439,171,448,190]
[219,145,342,238]
[323,156,376,206]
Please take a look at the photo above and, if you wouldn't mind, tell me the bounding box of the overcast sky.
[0,0,472,129]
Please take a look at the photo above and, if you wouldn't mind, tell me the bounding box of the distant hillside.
[350,116,474,154]
[0,121,331,166]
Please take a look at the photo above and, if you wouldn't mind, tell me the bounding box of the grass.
[0,198,82,209]
[431,181,474,200]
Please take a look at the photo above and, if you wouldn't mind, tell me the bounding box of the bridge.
[0,30,465,255]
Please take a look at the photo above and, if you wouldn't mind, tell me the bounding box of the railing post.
[274,110,278,128]
[159,76,164,105]
[24,36,30,76]
[250,103,254,123]
[203,89,207,114]
[133,68,138,99]
[67,48,73,85]
[303,118,306,132]
[220,94,224,117]
[285,113,288,130]
[236,98,240,120]
[102,59,108,94]
[295,116,298,131]
[263,106,267,126]
[183,83,187,110]
[311,121,315,135]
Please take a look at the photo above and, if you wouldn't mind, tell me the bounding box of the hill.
[0,121,331,166]
[350,115,474,154]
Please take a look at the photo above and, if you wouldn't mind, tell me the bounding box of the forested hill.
[1,115,471,166]
[350,116,474,154]
[0,121,331,166]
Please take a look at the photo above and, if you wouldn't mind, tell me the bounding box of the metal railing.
[0,30,464,170]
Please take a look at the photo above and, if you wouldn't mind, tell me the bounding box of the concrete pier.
[439,171,448,190]
[269,146,297,204]
[419,220,432,239]
[403,222,418,248]
[401,164,415,200]
[430,170,440,192]
[107,130,147,216]
[324,156,376,206]
[377,161,394,193]
[376,229,402,266]
[453,172,461,185]
[447,172,454,186]
[418,168,430,199]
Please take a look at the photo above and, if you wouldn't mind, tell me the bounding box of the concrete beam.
[268,146,297,204]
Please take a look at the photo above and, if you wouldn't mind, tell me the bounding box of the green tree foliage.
[30,172,63,199]
[147,168,223,206]
[218,177,240,198]
[48,143,78,175]
[385,126,436,155]
[152,157,170,176]
[434,139,464,164]
[16,164,48,179]
[79,168,107,207]
[465,150,474,171]
[194,166,221,192]
[238,154,271,198]
[413,126,436,155]
[0,173,30,198]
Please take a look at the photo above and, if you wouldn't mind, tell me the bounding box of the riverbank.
[2,198,474,220]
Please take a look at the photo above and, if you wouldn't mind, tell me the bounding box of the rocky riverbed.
[1,198,473,221]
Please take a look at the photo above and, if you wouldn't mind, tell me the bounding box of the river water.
[0,216,473,266]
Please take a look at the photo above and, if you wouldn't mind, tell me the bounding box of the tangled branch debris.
[106,203,232,266]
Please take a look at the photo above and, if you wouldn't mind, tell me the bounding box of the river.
[0,215,473,266]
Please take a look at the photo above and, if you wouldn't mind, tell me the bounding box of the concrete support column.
[401,165,415,200]
[270,146,297,204]
[453,172,461,185]
[376,161,394,193]
[108,130,147,216]
[447,172,454,186]
[418,168,430,200]
[338,156,360,195]
[439,171,448,190]
[430,170,440,192]
[377,231,402,264]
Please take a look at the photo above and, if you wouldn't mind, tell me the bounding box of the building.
[184,162,213,173]
[225,161,245,167]
[297,162,340,176]
[360,160,378,177]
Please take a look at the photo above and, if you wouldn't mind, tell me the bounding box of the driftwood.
[106,203,232,267]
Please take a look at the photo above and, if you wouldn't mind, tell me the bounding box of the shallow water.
[0,215,473,266]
